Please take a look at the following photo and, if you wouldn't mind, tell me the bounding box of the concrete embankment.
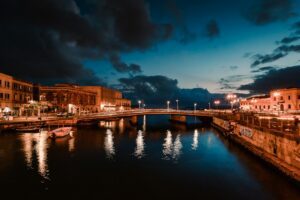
[212,117,300,182]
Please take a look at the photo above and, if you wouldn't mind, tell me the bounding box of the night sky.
[1,0,300,106]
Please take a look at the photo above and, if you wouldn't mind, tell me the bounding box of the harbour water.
[0,116,299,199]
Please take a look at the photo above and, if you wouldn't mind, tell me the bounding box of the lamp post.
[138,100,141,109]
[214,100,220,109]
[194,103,197,112]
[226,94,237,110]
[167,101,170,110]
[176,99,179,110]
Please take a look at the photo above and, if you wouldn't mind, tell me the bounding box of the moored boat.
[15,126,40,133]
[48,127,73,139]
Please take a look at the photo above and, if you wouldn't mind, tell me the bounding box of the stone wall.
[213,117,300,181]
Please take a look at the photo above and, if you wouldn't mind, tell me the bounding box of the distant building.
[0,72,33,115]
[80,86,131,111]
[38,84,97,114]
[240,88,300,113]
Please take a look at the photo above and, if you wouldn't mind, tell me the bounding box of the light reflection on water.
[35,132,49,179]
[172,134,182,161]
[162,130,173,160]
[134,130,145,159]
[104,129,115,159]
[1,122,298,200]
[21,131,49,180]
[191,129,199,150]
[162,130,182,161]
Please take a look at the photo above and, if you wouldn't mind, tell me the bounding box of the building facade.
[240,88,300,113]
[39,84,97,114]
[1,71,131,116]
[80,86,131,111]
[0,72,34,116]
[0,73,13,113]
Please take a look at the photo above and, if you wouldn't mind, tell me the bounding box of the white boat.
[48,127,73,139]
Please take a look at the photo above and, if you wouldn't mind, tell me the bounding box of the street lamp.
[226,94,237,110]
[167,101,170,110]
[138,100,141,109]
[194,103,197,112]
[214,100,220,109]
[176,99,179,110]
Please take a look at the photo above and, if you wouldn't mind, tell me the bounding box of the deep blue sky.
[1,0,300,99]
[83,0,300,93]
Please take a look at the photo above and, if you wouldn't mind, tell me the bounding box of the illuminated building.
[0,72,33,116]
[240,88,300,113]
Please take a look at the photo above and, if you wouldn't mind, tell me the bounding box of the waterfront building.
[38,84,97,114]
[80,86,131,111]
[100,86,131,111]
[0,72,33,116]
[0,73,13,115]
[0,71,131,115]
[240,88,300,113]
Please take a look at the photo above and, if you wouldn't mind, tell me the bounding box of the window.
[288,104,291,109]
[0,80,2,86]
[288,95,291,100]
[280,96,283,100]
[268,105,270,109]
[0,93,3,99]
[5,93,10,100]
[298,95,300,100]
[273,97,276,101]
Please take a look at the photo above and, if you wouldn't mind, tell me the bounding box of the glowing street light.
[167,101,170,110]
[226,93,237,110]
[214,100,220,109]
[176,99,179,110]
[194,103,197,112]
[138,100,141,109]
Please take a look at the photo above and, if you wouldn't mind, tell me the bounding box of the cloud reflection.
[134,130,145,159]
[104,129,115,159]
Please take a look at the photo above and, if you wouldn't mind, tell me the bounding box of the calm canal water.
[0,116,299,200]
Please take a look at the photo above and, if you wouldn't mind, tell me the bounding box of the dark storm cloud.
[278,36,300,44]
[204,20,220,39]
[239,65,300,93]
[119,75,179,105]
[251,43,300,67]
[251,66,277,73]
[251,52,287,67]
[165,0,197,44]
[109,54,142,74]
[218,75,248,90]
[118,75,217,107]
[244,0,296,25]
[0,0,173,84]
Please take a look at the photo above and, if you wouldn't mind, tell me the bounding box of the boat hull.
[48,127,72,139]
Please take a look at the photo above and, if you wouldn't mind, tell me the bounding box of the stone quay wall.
[212,117,300,182]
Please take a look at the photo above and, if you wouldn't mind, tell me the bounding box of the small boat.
[48,127,73,139]
[16,126,40,133]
